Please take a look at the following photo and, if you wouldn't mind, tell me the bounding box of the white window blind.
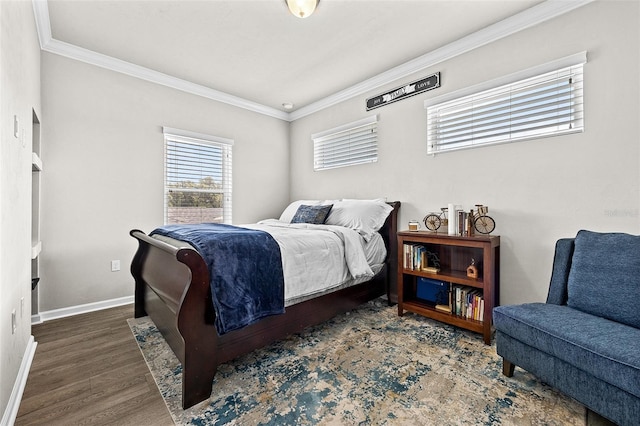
[426,52,586,154]
[312,115,378,171]
[163,127,233,224]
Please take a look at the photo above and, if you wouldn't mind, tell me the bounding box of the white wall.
[35,1,640,313]
[289,1,639,305]
[39,54,290,311]
[0,0,41,420]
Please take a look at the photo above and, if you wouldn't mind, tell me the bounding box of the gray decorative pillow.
[291,204,333,224]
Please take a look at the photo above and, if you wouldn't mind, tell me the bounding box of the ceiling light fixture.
[285,0,319,19]
[282,102,294,110]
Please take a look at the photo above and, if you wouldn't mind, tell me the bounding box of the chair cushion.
[493,303,640,399]
[567,230,640,329]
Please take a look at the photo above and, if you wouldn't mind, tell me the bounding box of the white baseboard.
[32,295,134,324]
[1,336,37,426]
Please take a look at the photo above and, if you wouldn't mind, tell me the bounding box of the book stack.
[452,285,484,322]
[402,244,439,273]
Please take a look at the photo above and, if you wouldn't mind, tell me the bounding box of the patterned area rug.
[127,298,586,425]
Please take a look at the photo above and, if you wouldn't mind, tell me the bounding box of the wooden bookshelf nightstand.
[397,231,500,344]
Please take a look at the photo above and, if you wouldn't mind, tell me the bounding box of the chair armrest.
[546,238,575,305]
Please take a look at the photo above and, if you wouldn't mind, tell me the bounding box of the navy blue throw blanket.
[150,223,284,335]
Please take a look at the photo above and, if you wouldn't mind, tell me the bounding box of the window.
[426,52,586,154]
[163,127,233,224]
[312,115,378,171]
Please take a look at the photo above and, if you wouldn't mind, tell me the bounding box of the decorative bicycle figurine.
[422,207,448,232]
[423,204,496,234]
[472,204,496,234]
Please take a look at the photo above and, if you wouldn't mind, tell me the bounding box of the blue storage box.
[417,277,449,304]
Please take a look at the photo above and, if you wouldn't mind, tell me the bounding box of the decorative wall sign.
[366,72,440,111]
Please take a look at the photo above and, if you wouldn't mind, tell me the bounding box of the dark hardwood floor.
[15,304,617,426]
[15,305,173,425]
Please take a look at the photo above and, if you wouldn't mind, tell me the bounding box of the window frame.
[312,115,378,171]
[162,127,233,225]
[425,52,586,155]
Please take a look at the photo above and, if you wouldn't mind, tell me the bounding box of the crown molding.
[32,0,593,123]
[32,1,289,121]
[289,0,594,121]
[32,0,52,49]
[42,38,291,121]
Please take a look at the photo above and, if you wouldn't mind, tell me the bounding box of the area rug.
[127,298,586,425]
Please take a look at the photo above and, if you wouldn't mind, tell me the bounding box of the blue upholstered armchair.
[493,230,640,426]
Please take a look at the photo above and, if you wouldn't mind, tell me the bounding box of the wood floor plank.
[15,305,173,425]
[18,379,92,417]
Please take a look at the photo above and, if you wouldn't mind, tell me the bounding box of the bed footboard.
[130,229,219,408]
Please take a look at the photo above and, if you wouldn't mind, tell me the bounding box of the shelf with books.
[400,295,485,335]
[397,231,500,344]
[400,267,484,288]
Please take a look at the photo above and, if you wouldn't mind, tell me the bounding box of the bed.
[130,200,400,409]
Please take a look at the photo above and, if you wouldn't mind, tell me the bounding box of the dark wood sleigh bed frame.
[130,201,399,409]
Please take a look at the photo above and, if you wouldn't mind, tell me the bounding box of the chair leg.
[502,359,515,377]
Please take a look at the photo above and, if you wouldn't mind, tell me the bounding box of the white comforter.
[245,219,385,302]
[152,220,387,303]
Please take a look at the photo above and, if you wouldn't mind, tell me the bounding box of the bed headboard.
[381,201,400,303]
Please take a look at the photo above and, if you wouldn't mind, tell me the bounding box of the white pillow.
[325,199,393,241]
[342,198,387,203]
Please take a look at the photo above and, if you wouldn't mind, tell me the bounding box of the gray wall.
[289,1,640,305]
[39,54,290,311]
[0,0,41,418]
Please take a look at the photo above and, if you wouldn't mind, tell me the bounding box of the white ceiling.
[38,0,590,120]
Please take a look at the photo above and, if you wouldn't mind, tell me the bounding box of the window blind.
[312,115,378,171]
[426,54,585,154]
[163,127,233,224]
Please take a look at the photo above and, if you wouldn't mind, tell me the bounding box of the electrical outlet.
[11,310,16,334]
[111,260,121,272]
